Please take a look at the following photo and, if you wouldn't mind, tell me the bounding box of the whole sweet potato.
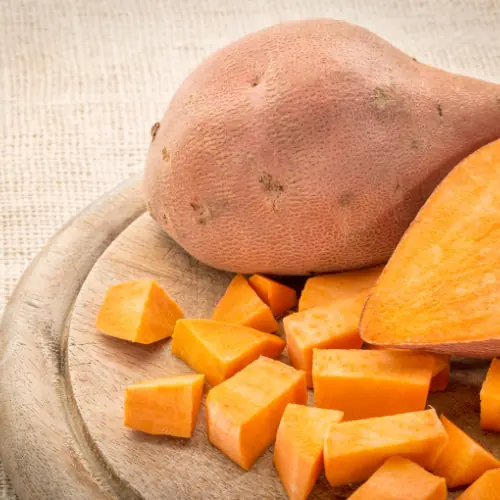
[145,20,500,275]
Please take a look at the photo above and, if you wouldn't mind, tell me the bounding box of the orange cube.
[298,265,383,311]
[432,415,500,487]
[349,456,447,500]
[96,279,184,343]
[324,409,448,487]
[248,274,297,317]
[124,373,204,437]
[172,319,285,386]
[458,469,500,500]
[283,294,365,386]
[313,349,434,420]
[481,358,500,431]
[212,275,278,332]
[274,404,343,500]
[206,357,307,470]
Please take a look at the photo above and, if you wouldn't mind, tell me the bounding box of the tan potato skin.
[145,19,500,275]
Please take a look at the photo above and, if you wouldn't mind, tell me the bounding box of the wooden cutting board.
[0,176,496,500]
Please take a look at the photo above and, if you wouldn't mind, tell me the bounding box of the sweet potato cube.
[458,469,500,500]
[171,319,285,386]
[274,404,343,500]
[283,294,364,387]
[349,456,447,500]
[313,349,434,420]
[298,265,383,311]
[248,274,297,317]
[481,358,500,431]
[432,415,500,487]
[206,357,307,470]
[96,279,184,343]
[324,409,448,487]
[124,373,204,437]
[212,274,278,332]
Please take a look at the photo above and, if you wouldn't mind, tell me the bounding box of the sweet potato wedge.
[172,319,285,386]
[481,358,500,432]
[274,404,343,500]
[324,409,448,487]
[458,469,500,499]
[248,274,297,317]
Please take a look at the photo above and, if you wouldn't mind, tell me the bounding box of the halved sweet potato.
[458,469,500,499]
[124,373,204,437]
[313,349,434,420]
[324,409,448,487]
[299,265,383,311]
[248,274,297,317]
[283,293,365,386]
[432,415,500,488]
[96,279,184,343]
[349,456,447,500]
[206,356,307,470]
[212,274,278,332]
[172,319,285,385]
[274,404,343,500]
[360,139,500,356]
[481,358,500,431]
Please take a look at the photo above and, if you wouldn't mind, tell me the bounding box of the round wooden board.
[0,176,498,499]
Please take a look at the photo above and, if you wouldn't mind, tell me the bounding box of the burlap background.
[1,0,500,497]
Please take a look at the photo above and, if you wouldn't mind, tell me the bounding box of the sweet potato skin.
[145,20,500,275]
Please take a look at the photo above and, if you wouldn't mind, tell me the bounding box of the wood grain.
[1,176,500,499]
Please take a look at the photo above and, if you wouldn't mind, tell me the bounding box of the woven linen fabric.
[1,0,500,497]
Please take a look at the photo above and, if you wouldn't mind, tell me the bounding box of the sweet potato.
[274,404,343,500]
[349,456,447,500]
[206,356,307,470]
[212,274,278,332]
[283,294,365,386]
[432,415,500,488]
[124,374,204,437]
[313,349,434,420]
[458,469,500,500]
[145,20,500,276]
[324,409,448,487]
[360,139,500,356]
[248,274,297,317]
[367,345,450,392]
[96,279,183,343]
[299,265,383,311]
[171,319,285,385]
[481,358,500,432]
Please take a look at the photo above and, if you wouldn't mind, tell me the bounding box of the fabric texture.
[1,0,500,497]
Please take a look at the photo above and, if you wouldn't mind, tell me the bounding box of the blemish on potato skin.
[162,147,170,162]
[394,180,401,193]
[150,122,160,142]
[374,87,388,109]
[339,192,354,207]
[411,139,420,150]
[437,104,444,118]
[259,172,284,193]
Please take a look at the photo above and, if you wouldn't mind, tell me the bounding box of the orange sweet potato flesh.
[432,415,500,488]
[324,409,448,487]
[248,274,297,317]
[367,346,450,392]
[299,265,383,311]
[481,358,500,431]
[360,139,500,356]
[313,349,434,420]
[212,274,278,332]
[171,319,285,386]
[274,404,343,500]
[96,279,184,344]
[206,356,307,470]
[458,469,500,500]
[124,374,204,437]
[284,294,365,387]
[349,456,447,500]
